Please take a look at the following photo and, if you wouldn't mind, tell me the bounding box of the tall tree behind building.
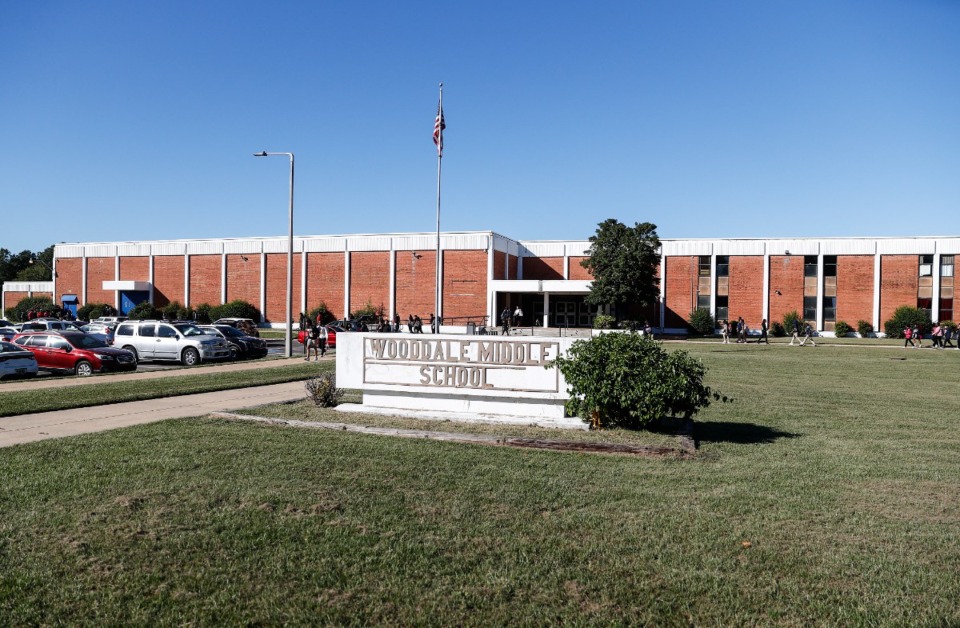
[582,220,661,319]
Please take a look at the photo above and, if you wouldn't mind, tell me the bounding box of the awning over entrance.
[61,294,78,303]
[102,280,152,291]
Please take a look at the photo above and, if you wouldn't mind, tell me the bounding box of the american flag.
[433,100,445,157]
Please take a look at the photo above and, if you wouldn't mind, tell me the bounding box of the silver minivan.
[113,321,231,365]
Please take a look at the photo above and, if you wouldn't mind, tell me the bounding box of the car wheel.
[123,346,139,362]
[75,360,94,377]
[182,347,200,366]
[229,344,240,360]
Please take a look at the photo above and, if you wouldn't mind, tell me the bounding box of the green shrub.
[551,331,728,430]
[883,306,931,339]
[687,308,715,336]
[833,320,852,337]
[350,301,381,321]
[127,301,159,320]
[593,314,616,329]
[940,320,956,332]
[857,319,874,337]
[781,310,804,335]
[771,321,786,337]
[76,302,114,322]
[209,300,262,323]
[305,373,344,407]
[163,300,191,321]
[309,302,336,325]
[194,303,213,324]
[617,320,641,331]
[5,296,59,322]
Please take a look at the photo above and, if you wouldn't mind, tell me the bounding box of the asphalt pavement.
[0,355,329,448]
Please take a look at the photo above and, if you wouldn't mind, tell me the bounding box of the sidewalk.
[0,356,324,448]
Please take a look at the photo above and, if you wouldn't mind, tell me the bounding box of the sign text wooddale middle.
[363,337,561,392]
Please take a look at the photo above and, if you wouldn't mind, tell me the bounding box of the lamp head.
[253,151,268,157]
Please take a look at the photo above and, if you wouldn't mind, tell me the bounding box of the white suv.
[113,321,231,366]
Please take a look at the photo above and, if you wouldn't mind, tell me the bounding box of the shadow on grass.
[694,421,798,445]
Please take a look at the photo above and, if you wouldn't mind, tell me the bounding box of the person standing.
[912,324,921,349]
[932,323,943,349]
[513,305,523,328]
[501,307,511,335]
[945,325,956,348]
[429,313,437,334]
[720,320,729,344]
[758,318,769,344]
[736,317,746,343]
[904,325,914,348]
[414,315,423,333]
[393,313,401,333]
[305,321,320,361]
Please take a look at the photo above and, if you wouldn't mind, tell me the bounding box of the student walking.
[305,322,321,361]
[720,320,729,344]
[757,318,769,344]
[904,326,914,348]
[789,319,801,346]
[799,323,817,347]
[944,325,955,348]
[932,323,943,349]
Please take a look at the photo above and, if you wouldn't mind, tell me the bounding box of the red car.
[13,331,137,377]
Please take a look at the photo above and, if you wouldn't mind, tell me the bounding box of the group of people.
[904,322,957,349]
[720,317,771,344]
[298,312,327,361]
[500,306,524,334]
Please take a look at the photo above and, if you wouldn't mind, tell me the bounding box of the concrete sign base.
[336,333,585,429]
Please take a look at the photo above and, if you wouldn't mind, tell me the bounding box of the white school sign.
[336,333,582,426]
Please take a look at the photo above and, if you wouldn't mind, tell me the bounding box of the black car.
[199,325,268,359]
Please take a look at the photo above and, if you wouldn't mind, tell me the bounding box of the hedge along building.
[11,232,958,334]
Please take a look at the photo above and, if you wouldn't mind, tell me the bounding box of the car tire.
[123,346,139,362]
[229,344,240,360]
[75,360,94,377]
[182,347,200,366]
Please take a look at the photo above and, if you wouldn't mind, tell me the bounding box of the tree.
[581,219,661,318]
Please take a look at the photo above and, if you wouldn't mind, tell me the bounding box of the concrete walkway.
[0,356,325,448]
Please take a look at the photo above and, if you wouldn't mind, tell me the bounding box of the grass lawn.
[1,343,959,624]
[0,362,320,417]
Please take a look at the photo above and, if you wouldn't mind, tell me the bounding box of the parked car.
[0,327,18,342]
[80,323,116,344]
[12,331,136,377]
[198,324,268,359]
[323,324,338,349]
[93,316,128,325]
[113,321,231,366]
[213,318,260,337]
[0,340,39,379]
[17,320,85,333]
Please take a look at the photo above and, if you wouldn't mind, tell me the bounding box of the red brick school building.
[4,232,957,335]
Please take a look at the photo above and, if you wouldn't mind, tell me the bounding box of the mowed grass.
[1,343,959,624]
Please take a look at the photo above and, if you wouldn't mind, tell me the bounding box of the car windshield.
[62,332,109,349]
[173,323,207,337]
[0,341,29,353]
[215,325,245,338]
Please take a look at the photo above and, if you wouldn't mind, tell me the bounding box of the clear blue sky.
[2,1,958,254]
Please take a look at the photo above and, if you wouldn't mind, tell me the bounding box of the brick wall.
[395,250,437,319]
[153,256,185,308]
[349,251,389,317]
[305,252,345,320]
[443,250,487,320]
[86,257,115,306]
[880,255,918,327]
[728,256,764,327]
[664,256,696,327]
[508,254,518,280]
[56,258,83,303]
[568,256,593,280]
[768,255,804,324]
[119,257,149,281]
[188,255,222,307]
[523,256,563,280]
[494,251,506,280]
[837,255,874,326]
[264,253,303,323]
[225,254,260,310]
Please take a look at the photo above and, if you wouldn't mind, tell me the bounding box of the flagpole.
[435,82,443,332]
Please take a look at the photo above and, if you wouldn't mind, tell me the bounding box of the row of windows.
[697,254,956,323]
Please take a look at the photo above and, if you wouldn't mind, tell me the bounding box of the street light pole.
[254,151,295,358]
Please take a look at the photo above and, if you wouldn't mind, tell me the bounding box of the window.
[940,256,954,322]
[697,255,712,309]
[698,256,711,277]
[715,296,729,321]
[716,255,729,278]
[804,256,818,277]
[822,256,837,324]
[139,325,155,337]
[158,325,178,338]
[919,254,933,277]
[803,296,817,321]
